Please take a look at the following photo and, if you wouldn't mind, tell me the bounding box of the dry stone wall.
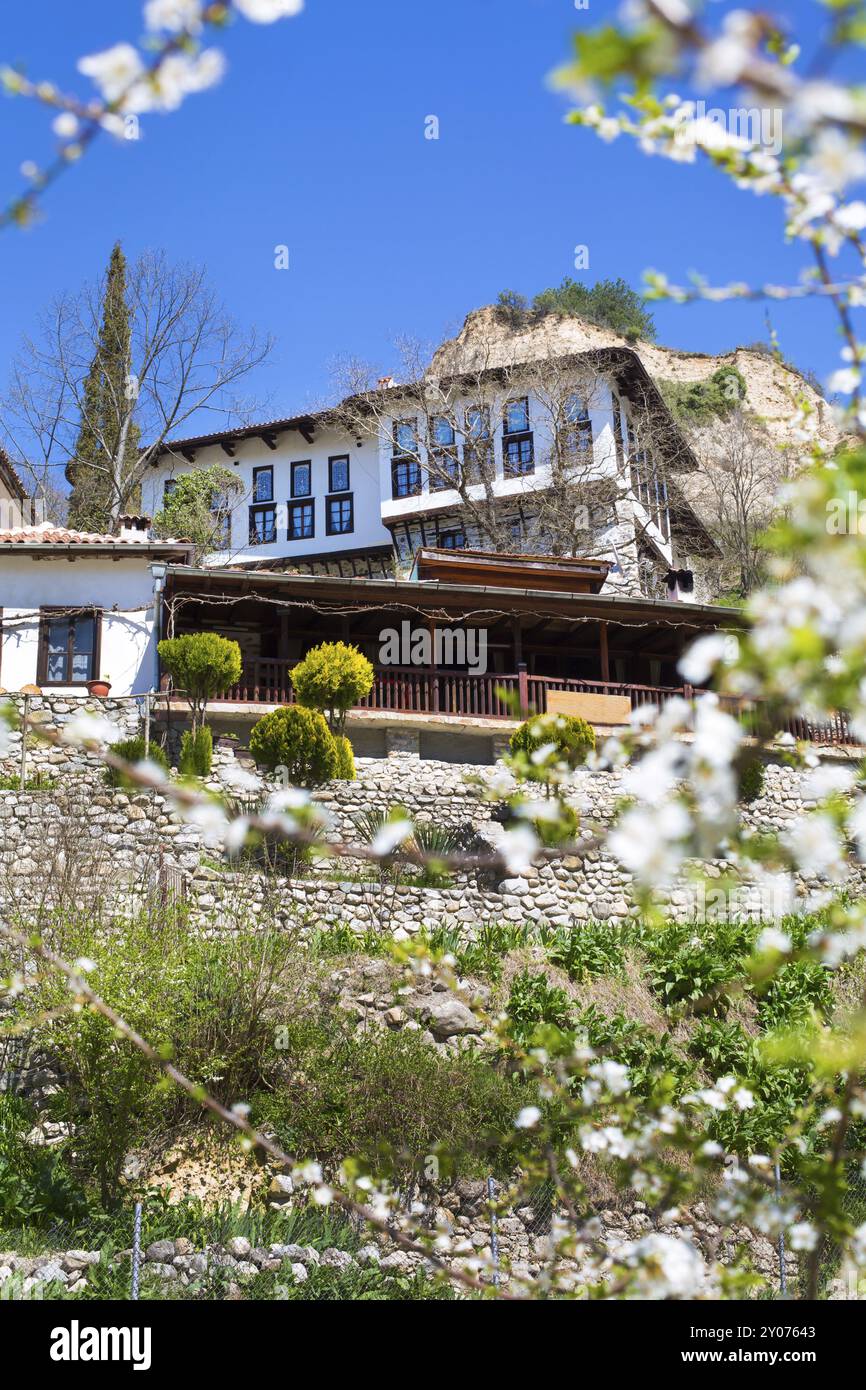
[0,693,864,932]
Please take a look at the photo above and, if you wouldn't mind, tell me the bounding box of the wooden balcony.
[205,660,858,745]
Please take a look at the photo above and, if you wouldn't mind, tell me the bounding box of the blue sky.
[0,0,856,431]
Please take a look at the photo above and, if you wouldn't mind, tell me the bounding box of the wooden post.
[518,661,529,716]
[599,622,610,684]
[19,693,29,791]
[512,617,523,670]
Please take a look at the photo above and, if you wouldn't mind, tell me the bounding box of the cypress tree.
[66,243,140,532]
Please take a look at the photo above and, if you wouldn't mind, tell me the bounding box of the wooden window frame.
[328,454,350,494]
[291,460,312,498]
[391,459,422,499]
[325,492,354,536]
[36,607,102,686]
[248,503,277,545]
[252,465,274,504]
[288,499,315,541]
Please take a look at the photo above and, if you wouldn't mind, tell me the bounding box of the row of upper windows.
[392,396,591,456]
[161,456,354,548]
[390,396,592,499]
[162,455,353,505]
[162,456,351,507]
[248,495,355,545]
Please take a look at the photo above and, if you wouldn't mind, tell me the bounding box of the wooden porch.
[207,659,855,744]
[160,565,857,746]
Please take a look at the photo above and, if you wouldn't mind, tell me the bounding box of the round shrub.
[290,642,374,734]
[333,734,356,781]
[509,712,596,779]
[249,705,339,786]
[105,736,170,788]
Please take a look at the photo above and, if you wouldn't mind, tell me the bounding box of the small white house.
[0,518,193,696]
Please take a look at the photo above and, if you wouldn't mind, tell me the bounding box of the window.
[328,455,350,493]
[464,404,493,480]
[252,466,273,503]
[393,419,418,456]
[249,504,277,544]
[504,397,530,435]
[163,478,177,502]
[211,508,231,549]
[438,528,466,549]
[391,458,422,499]
[429,450,460,491]
[288,499,314,540]
[326,493,354,535]
[503,433,534,477]
[612,398,624,467]
[291,460,311,498]
[562,394,593,454]
[431,416,455,448]
[38,610,100,685]
[503,396,534,476]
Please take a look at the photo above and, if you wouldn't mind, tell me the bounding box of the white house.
[0,518,193,696]
[140,347,715,598]
[140,416,394,573]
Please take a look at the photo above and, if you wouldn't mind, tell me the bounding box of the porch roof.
[163,563,742,631]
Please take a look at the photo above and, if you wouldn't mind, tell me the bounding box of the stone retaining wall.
[1,692,865,930]
[0,1189,782,1298]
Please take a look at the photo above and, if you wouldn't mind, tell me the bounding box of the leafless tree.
[685,410,789,598]
[1,249,273,527]
[331,333,694,568]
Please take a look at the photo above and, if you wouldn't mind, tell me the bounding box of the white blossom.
[234,0,305,20]
[78,44,146,103]
[370,818,414,857]
[60,714,123,746]
[515,1106,541,1129]
[608,801,691,887]
[785,813,845,880]
[677,632,732,686]
[588,1059,631,1095]
[851,1223,866,1266]
[788,1221,819,1252]
[144,0,204,32]
[620,1233,705,1299]
[497,824,541,875]
[755,926,793,955]
[52,112,79,139]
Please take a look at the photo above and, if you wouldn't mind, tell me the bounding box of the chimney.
[116,514,152,542]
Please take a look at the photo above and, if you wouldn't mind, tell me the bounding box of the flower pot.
[86,679,112,697]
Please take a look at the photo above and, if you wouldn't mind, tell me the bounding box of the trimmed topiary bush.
[249,705,339,786]
[509,712,595,781]
[290,642,374,735]
[333,734,356,781]
[105,736,170,788]
[157,632,242,733]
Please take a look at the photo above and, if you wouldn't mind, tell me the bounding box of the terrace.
[159,557,855,750]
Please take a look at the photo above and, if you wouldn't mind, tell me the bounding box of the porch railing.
[204,659,858,745]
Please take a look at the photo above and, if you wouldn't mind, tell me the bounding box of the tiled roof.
[0,526,123,544]
[0,522,191,548]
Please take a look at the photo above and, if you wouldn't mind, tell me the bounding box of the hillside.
[430,305,839,460]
